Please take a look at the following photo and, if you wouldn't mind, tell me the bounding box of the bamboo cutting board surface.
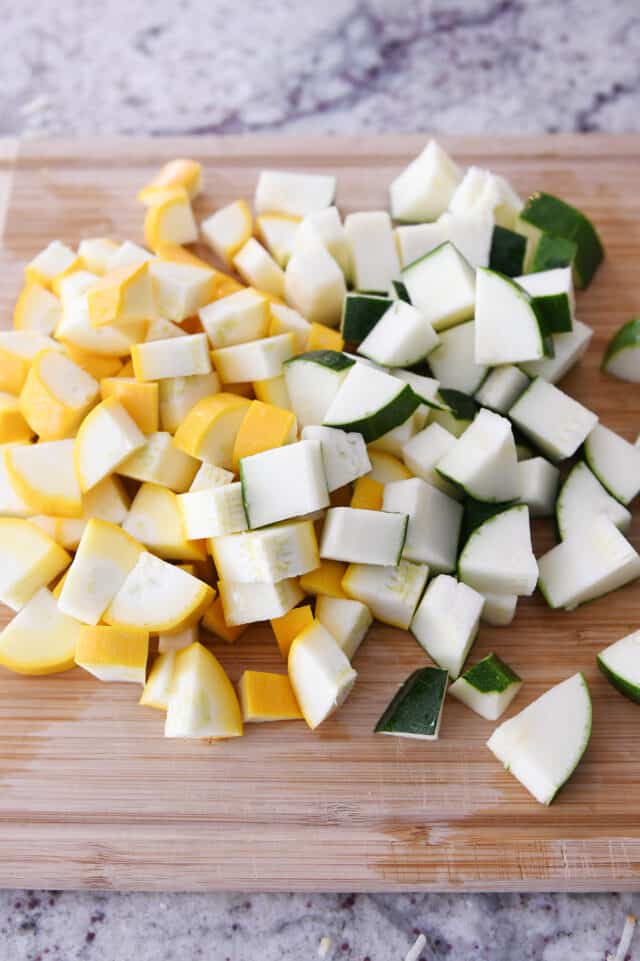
[1,135,640,892]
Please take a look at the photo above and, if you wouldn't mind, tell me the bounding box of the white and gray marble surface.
[3,0,640,958]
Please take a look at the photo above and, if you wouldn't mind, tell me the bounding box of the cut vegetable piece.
[474,365,529,415]
[288,620,357,730]
[75,625,149,684]
[459,504,537,596]
[255,170,335,218]
[437,408,519,503]
[518,192,603,288]
[519,319,593,384]
[342,560,429,630]
[268,303,311,352]
[292,206,352,280]
[25,240,80,288]
[306,322,344,352]
[283,350,354,428]
[489,225,526,277]
[367,448,412,484]
[440,211,494,269]
[13,282,61,335]
[232,238,284,299]
[428,320,487,394]
[257,214,300,268]
[344,211,400,293]
[0,518,70,611]
[139,650,176,710]
[0,587,80,675]
[106,552,214,632]
[0,331,63,392]
[144,187,198,249]
[107,241,153,269]
[240,439,329,528]
[597,631,640,704]
[474,269,547,366]
[178,483,248,539]
[449,166,522,228]
[231,400,296,470]
[165,642,243,739]
[431,388,478,437]
[0,445,35,518]
[138,158,202,204]
[509,377,598,461]
[74,397,145,493]
[516,267,574,334]
[480,592,518,627]
[158,372,220,434]
[19,349,99,440]
[402,242,475,332]
[299,559,348,599]
[6,439,81,517]
[189,462,235,492]
[602,317,640,382]
[358,301,439,368]
[314,595,372,661]
[219,577,303,625]
[383,477,462,573]
[118,431,199,492]
[341,294,393,345]
[253,374,291,411]
[320,507,408,566]
[487,673,592,805]
[557,462,630,541]
[301,425,370,492]
[173,393,251,470]
[212,333,294,384]
[149,261,215,322]
[200,199,252,266]
[212,520,318,584]
[199,288,267,349]
[367,409,420,457]
[395,221,450,270]
[158,624,199,654]
[239,670,302,722]
[86,263,154,327]
[584,423,640,505]
[529,233,577,273]
[391,369,442,410]
[411,575,483,679]
[123,483,206,562]
[323,364,419,444]
[449,652,521,721]
[100,377,159,434]
[201,595,247,644]
[131,333,212,381]
[390,140,461,222]
[77,237,118,274]
[285,242,346,328]
[55,291,146,357]
[401,423,457,497]
[58,518,142,624]
[517,456,560,518]
[376,666,448,740]
[271,604,314,659]
[538,515,640,610]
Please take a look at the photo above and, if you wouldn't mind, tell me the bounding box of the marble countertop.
[3,0,640,958]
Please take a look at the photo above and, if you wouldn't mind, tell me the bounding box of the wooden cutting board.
[1,135,640,892]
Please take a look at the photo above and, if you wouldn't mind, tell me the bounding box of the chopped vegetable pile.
[1,142,639,806]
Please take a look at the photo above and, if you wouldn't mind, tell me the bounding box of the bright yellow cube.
[75,625,149,684]
[139,650,176,710]
[238,670,303,722]
[19,349,99,440]
[201,594,247,644]
[270,604,314,660]
[86,262,154,328]
[0,393,33,443]
[307,322,344,352]
[137,158,203,205]
[64,345,123,380]
[0,587,82,676]
[0,518,71,611]
[231,399,297,470]
[173,392,251,470]
[100,377,159,433]
[299,559,348,599]
[350,476,384,510]
[253,374,291,410]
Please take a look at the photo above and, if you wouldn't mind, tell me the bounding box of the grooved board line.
[1,135,640,892]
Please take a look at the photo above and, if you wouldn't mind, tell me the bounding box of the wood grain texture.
[1,135,640,892]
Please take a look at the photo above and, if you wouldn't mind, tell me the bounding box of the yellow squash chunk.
[158,623,199,654]
[118,431,199,492]
[0,518,70,611]
[307,322,344,352]
[25,241,81,289]
[39,475,131,551]
[233,238,285,299]
[299,559,348,599]
[144,187,198,250]
[224,381,254,398]
[74,397,146,492]
[231,399,297,470]
[0,444,32,518]
[253,374,291,410]
[149,261,216,323]
[209,272,244,300]
[100,377,159,434]
[118,359,134,377]
[270,604,314,660]
[268,303,311,352]
[0,331,62,394]
[158,372,221,434]
[145,317,186,342]
[123,482,207,561]
[55,291,148,357]
[138,158,203,205]
[200,199,253,266]
[75,625,149,684]
[64,345,123,380]
[350,476,384,510]
[77,238,119,274]
[105,552,214,633]
[238,670,302,722]
[256,214,300,268]
[6,439,82,516]
[201,595,247,643]
[131,333,212,381]
[288,620,357,730]
[55,268,104,301]
[13,282,61,335]
[165,641,243,739]
[180,483,248,540]
[108,241,154,270]
[19,349,99,440]
[173,393,251,470]
[0,587,81,675]
[189,461,234,492]
[199,288,270,349]
[211,333,295,384]
[139,650,176,710]
[218,578,304,626]
[58,518,143,625]
[154,242,214,271]
[367,448,412,483]
[0,393,33,443]
[86,262,154,328]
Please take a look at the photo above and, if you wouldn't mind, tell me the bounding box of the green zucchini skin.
[374,667,448,738]
[602,317,640,368]
[531,234,577,273]
[489,226,526,277]
[520,192,604,287]
[283,349,355,372]
[341,295,393,345]
[461,652,521,694]
[597,654,640,704]
[326,383,420,444]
